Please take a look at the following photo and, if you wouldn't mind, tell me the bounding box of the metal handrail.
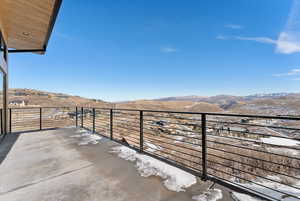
[3,106,300,201]
[9,106,297,120]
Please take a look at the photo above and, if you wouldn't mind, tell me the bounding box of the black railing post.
[75,107,78,127]
[201,113,207,180]
[81,107,83,128]
[139,111,144,153]
[110,109,113,140]
[40,107,42,130]
[9,108,11,133]
[93,108,95,133]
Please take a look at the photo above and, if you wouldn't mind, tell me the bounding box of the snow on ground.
[74,129,88,134]
[192,188,223,201]
[144,142,163,153]
[261,137,300,146]
[110,145,197,192]
[65,125,76,128]
[232,176,300,201]
[174,136,185,143]
[267,147,299,156]
[70,129,102,145]
[231,192,261,201]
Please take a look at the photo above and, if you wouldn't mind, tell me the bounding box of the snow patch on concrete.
[65,125,76,128]
[110,145,197,192]
[192,188,223,201]
[71,129,102,145]
[231,192,262,201]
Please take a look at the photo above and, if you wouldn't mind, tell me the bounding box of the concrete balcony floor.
[0,128,235,201]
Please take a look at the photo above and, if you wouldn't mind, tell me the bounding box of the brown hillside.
[187,102,223,113]
[116,100,222,112]
[4,89,113,108]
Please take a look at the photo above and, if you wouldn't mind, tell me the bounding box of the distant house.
[37,92,49,96]
[14,92,29,96]
[241,118,250,123]
[9,100,28,106]
[228,126,247,132]
[155,120,166,126]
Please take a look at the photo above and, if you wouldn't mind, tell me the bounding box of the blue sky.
[9,0,300,102]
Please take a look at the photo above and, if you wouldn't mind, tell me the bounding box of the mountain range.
[4,89,300,116]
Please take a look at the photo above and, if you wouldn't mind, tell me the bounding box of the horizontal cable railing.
[4,107,300,200]
[8,107,76,132]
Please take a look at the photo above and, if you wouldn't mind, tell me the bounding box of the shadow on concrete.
[0,133,19,165]
[0,128,66,166]
[0,127,62,166]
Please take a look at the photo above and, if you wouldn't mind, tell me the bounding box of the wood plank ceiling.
[0,0,60,53]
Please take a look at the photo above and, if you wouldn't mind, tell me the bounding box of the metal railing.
[7,107,76,133]
[3,107,300,200]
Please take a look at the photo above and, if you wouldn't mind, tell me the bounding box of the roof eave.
[8,0,62,54]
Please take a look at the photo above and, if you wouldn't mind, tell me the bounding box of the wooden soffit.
[0,0,62,54]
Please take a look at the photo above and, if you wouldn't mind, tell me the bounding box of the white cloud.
[216,35,229,40]
[216,35,276,44]
[275,0,300,54]
[218,0,300,54]
[218,34,300,54]
[272,69,300,77]
[160,47,178,53]
[235,36,276,44]
[276,32,300,54]
[225,24,243,29]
